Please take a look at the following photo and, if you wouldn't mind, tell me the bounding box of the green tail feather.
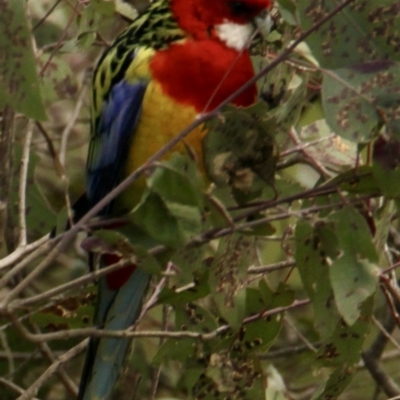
[78,268,150,400]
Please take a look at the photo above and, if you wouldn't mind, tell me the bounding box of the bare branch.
[16,340,87,400]
[7,299,310,343]
[0,239,54,291]
[0,107,15,253]
[248,259,295,274]
[0,377,39,400]
[362,311,400,398]
[0,234,49,271]
[17,119,34,247]
[31,324,78,397]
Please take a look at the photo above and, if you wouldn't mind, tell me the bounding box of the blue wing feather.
[86,79,148,212]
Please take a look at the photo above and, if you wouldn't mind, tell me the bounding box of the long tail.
[78,266,150,400]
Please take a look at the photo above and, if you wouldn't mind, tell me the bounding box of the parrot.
[77,0,271,399]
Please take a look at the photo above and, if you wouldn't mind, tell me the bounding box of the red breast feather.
[150,40,257,112]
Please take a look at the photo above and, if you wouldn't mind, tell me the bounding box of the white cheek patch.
[214,21,253,51]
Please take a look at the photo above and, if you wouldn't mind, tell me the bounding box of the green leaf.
[89,229,136,256]
[158,269,210,306]
[204,186,238,229]
[374,200,397,267]
[148,154,205,208]
[322,61,400,142]
[129,155,205,246]
[259,280,294,310]
[373,162,400,198]
[297,1,400,69]
[311,366,354,400]
[299,120,357,171]
[152,338,197,365]
[38,55,78,102]
[328,208,378,325]
[0,0,46,119]
[270,74,307,138]
[313,298,373,398]
[295,220,340,338]
[115,0,138,20]
[236,318,282,355]
[75,0,115,48]
[240,215,276,237]
[129,191,186,248]
[204,103,277,202]
[276,0,297,24]
[330,256,377,326]
[329,207,378,262]
[209,235,257,329]
[9,145,55,238]
[171,243,209,283]
[336,166,380,195]
[175,302,218,335]
[235,283,293,355]
[30,287,96,330]
[192,355,265,400]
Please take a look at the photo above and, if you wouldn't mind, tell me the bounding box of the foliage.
[0,0,400,399]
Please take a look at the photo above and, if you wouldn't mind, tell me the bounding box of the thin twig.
[59,83,88,224]
[59,84,88,166]
[0,377,39,399]
[150,300,171,399]
[280,134,335,158]
[32,0,63,31]
[0,331,14,375]
[0,235,49,271]
[0,239,54,289]
[258,342,322,360]
[31,324,78,397]
[16,339,88,400]
[0,108,15,253]
[372,316,400,352]
[284,316,318,353]
[248,259,296,274]
[10,252,152,309]
[362,310,400,398]
[0,351,61,360]
[7,299,310,343]
[39,0,81,77]
[139,262,174,321]
[35,121,64,176]
[288,127,333,178]
[17,120,34,247]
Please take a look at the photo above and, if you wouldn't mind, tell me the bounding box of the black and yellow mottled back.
[90,0,185,135]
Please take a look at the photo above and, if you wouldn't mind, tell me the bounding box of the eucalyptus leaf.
[322,61,400,142]
[0,0,46,119]
[297,1,400,69]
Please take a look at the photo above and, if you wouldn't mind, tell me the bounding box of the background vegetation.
[1,0,400,399]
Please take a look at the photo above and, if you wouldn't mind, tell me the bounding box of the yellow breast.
[120,79,206,209]
[113,46,207,210]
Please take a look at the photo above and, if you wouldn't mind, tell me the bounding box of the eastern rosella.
[78,0,271,398]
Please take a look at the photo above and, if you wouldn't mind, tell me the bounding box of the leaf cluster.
[1,1,400,400]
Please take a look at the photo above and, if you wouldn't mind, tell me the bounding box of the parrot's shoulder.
[91,0,186,134]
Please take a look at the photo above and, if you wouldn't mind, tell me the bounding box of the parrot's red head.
[171,0,271,49]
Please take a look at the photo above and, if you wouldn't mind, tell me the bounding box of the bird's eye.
[229,1,251,15]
